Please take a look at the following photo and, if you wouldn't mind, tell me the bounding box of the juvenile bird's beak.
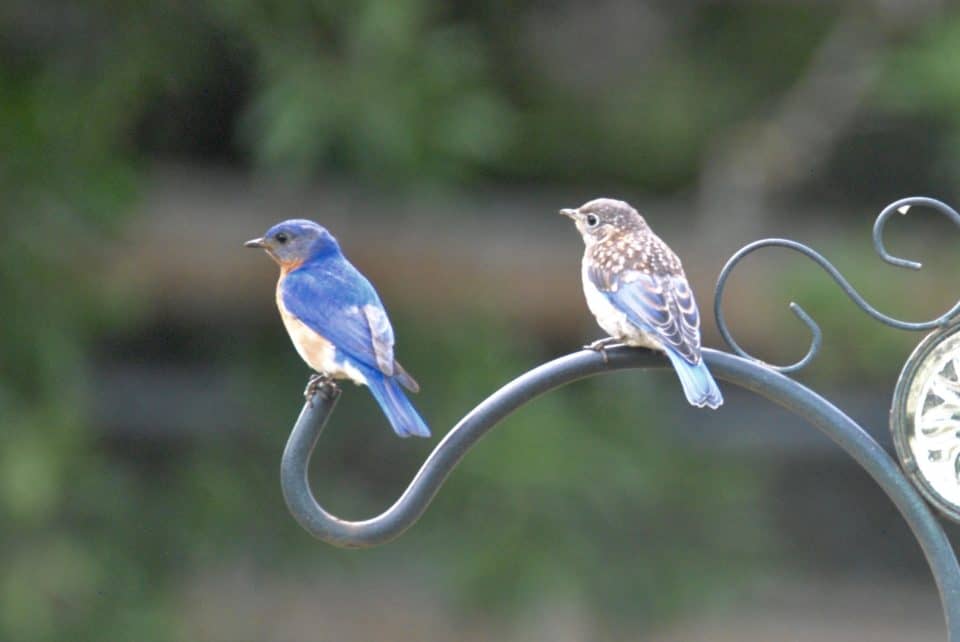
[559,208,578,219]
[244,237,266,248]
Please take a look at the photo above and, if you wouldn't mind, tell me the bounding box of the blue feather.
[279,244,428,434]
[566,199,723,410]
[253,218,429,437]
[595,266,724,409]
[662,348,723,409]
[360,365,431,438]
[282,259,385,370]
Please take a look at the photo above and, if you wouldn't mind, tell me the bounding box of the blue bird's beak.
[244,237,266,248]
[559,208,578,219]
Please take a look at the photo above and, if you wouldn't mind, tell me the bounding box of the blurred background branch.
[696,0,945,241]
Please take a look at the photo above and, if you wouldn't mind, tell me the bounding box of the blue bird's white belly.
[582,260,664,352]
[276,287,367,385]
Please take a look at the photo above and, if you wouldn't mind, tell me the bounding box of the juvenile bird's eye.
[275,232,289,244]
[586,214,599,227]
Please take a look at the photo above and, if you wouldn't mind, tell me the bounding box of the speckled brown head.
[559,198,648,245]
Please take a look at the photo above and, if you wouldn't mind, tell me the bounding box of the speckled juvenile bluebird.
[245,220,430,437]
[561,198,723,409]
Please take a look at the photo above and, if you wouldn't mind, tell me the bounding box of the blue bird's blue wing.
[278,257,428,436]
[361,302,395,375]
[281,268,380,365]
[280,264,419,391]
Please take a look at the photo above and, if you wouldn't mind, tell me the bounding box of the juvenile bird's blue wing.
[588,263,722,408]
[589,265,701,365]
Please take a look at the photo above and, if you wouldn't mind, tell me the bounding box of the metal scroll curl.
[713,196,960,373]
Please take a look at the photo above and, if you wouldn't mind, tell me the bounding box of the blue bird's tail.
[663,350,724,409]
[362,367,431,438]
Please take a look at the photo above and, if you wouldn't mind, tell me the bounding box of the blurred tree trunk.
[694,2,943,245]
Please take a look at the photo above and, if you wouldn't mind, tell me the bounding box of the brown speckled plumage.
[568,198,704,366]
[562,198,722,408]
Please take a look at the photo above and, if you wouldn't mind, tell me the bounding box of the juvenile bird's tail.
[663,350,723,409]
[362,367,431,438]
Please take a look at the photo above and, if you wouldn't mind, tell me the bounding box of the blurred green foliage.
[0,22,145,640]
[14,1,949,190]
[880,17,960,163]
[218,0,518,182]
[4,1,960,640]
[5,1,958,189]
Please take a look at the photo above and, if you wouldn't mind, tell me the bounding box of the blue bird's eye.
[586,214,599,227]
[275,232,289,244]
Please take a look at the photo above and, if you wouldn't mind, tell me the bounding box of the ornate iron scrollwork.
[714,197,960,373]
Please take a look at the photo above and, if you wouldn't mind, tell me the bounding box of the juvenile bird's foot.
[304,374,339,405]
[584,337,621,364]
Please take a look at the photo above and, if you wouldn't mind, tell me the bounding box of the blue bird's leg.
[305,373,340,406]
[584,337,622,364]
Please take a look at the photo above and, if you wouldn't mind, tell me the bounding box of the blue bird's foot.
[305,373,340,406]
[584,337,621,364]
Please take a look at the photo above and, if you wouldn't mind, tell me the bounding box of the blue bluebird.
[245,220,430,437]
[561,198,723,409]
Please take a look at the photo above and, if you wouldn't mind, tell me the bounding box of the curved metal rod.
[714,196,960,373]
[282,346,960,640]
[874,196,960,270]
